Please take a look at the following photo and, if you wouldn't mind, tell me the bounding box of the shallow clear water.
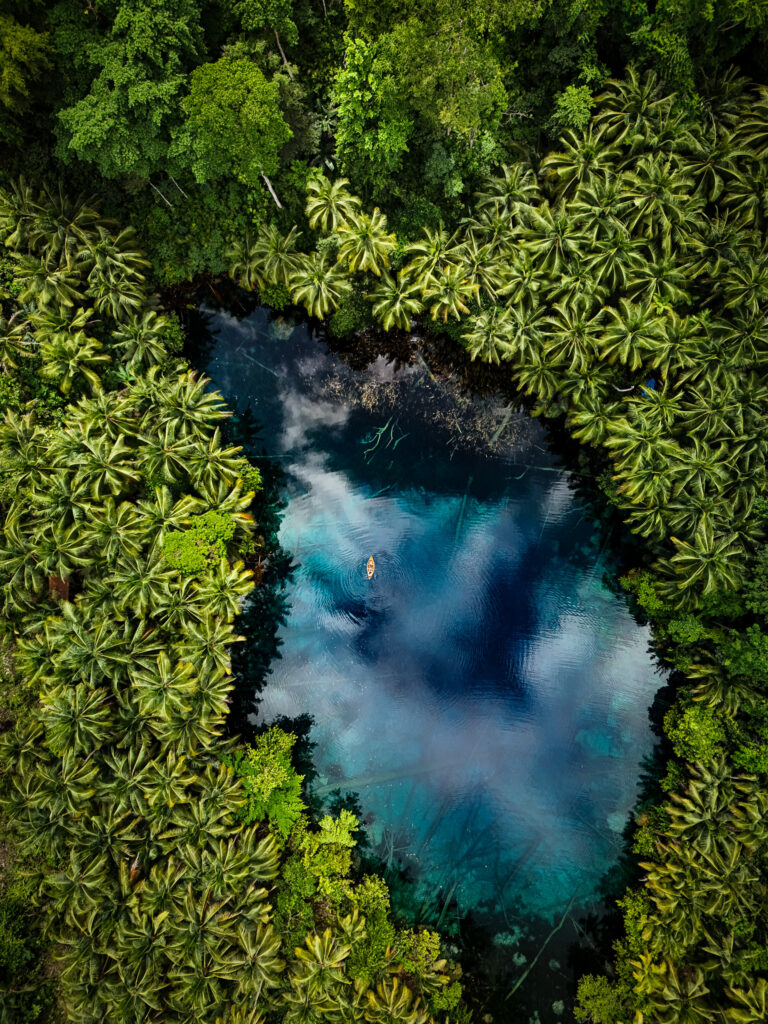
[198,307,661,932]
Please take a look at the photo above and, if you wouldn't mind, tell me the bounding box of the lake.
[193,305,662,1016]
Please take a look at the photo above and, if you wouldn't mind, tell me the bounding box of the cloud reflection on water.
[202,308,661,920]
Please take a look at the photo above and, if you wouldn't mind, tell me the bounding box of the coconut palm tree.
[289,252,352,319]
[13,253,85,311]
[461,307,515,364]
[665,519,745,594]
[112,310,171,372]
[473,162,540,219]
[336,207,396,276]
[625,155,704,253]
[456,235,507,299]
[30,182,103,269]
[422,267,478,322]
[402,224,461,288]
[250,224,304,286]
[521,204,588,274]
[571,175,634,238]
[226,232,268,293]
[594,65,673,144]
[367,273,423,331]
[39,330,110,394]
[585,230,647,291]
[0,311,35,372]
[599,299,662,371]
[726,979,768,1023]
[539,125,618,199]
[305,174,361,232]
[543,301,603,373]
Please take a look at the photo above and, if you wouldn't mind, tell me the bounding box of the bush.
[664,702,725,763]
[328,289,374,339]
[163,511,236,575]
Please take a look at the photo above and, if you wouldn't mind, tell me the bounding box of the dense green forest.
[2,0,768,1021]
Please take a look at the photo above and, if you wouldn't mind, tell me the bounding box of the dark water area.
[190,306,664,1021]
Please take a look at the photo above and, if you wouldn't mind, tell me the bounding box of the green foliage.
[328,287,375,338]
[575,974,627,1023]
[550,85,596,132]
[229,727,305,839]
[176,56,292,187]
[163,511,236,575]
[0,14,51,119]
[54,0,205,178]
[0,857,54,1024]
[742,546,768,617]
[665,613,708,645]
[334,35,413,197]
[664,701,726,762]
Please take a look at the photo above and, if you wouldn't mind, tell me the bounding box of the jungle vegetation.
[0,190,464,1024]
[2,0,768,1022]
[221,72,768,1023]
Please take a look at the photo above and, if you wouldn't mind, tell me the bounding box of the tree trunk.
[261,172,283,209]
[274,29,295,80]
[49,575,69,601]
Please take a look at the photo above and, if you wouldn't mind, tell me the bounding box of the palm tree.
[571,175,634,239]
[40,683,114,756]
[81,498,147,566]
[626,253,690,305]
[521,204,588,274]
[289,253,352,318]
[543,301,603,373]
[473,162,540,219]
[539,125,618,199]
[0,311,35,372]
[250,224,304,286]
[462,207,516,255]
[461,307,515,364]
[722,255,768,314]
[625,155,704,254]
[39,330,110,394]
[455,235,507,299]
[737,82,768,160]
[30,182,103,269]
[598,299,663,371]
[726,979,768,1023]
[81,225,149,284]
[305,174,361,232]
[665,519,745,594]
[402,225,460,289]
[13,253,85,311]
[498,252,546,307]
[186,427,244,491]
[594,65,673,144]
[69,433,142,498]
[585,230,647,292]
[227,232,268,293]
[367,273,423,331]
[112,310,171,372]
[0,176,43,253]
[336,207,396,276]
[685,130,748,202]
[722,164,768,225]
[423,267,478,322]
[147,369,231,439]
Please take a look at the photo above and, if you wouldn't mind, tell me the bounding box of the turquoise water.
[197,307,660,948]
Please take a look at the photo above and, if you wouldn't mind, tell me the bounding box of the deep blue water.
[198,308,661,943]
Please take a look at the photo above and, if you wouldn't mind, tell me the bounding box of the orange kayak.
[366,556,375,579]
